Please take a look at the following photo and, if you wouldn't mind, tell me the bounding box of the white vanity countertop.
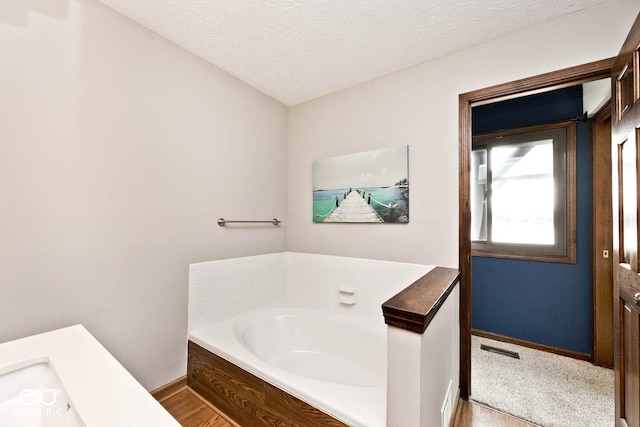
[0,324,180,427]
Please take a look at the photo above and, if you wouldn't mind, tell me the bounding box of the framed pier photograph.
[312,145,409,223]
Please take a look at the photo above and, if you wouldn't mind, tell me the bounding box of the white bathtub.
[188,306,387,427]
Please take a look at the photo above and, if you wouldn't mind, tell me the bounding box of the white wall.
[0,0,288,390]
[420,284,459,426]
[387,284,460,426]
[287,0,640,267]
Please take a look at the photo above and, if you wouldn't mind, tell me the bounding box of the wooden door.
[612,13,640,427]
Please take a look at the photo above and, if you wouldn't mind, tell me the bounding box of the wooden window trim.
[471,121,577,264]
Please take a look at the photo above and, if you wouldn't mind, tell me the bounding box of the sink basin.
[0,357,85,426]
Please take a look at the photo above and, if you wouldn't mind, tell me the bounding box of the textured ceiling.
[96,0,608,106]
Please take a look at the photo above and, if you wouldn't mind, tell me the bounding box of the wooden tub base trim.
[187,341,348,427]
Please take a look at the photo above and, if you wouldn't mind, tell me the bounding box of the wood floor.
[153,378,238,427]
[153,377,532,427]
[159,388,234,427]
[453,400,535,427]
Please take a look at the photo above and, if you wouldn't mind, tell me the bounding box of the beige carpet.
[471,336,614,427]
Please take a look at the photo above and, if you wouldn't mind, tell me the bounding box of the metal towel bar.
[217,218,281,226]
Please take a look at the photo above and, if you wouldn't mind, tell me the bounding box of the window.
[471,121,576,263]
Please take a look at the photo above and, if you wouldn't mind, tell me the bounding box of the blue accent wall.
[472,86,592,355]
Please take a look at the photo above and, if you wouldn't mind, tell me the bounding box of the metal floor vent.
[480,344,520,359]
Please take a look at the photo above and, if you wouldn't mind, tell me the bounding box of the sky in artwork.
[312,145,408,191]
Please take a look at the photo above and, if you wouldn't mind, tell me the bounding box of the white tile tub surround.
[286,252,434,322]
[188,251,434,333]
[188,253,287,331]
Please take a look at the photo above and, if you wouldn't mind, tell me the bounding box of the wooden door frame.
[592,103,614,368]
[458,58,615,399]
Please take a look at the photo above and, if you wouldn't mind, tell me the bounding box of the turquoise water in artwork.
[312,186,409,222]
[313,189,347,222]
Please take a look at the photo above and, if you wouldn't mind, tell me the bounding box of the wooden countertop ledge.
[382,267,460,334]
